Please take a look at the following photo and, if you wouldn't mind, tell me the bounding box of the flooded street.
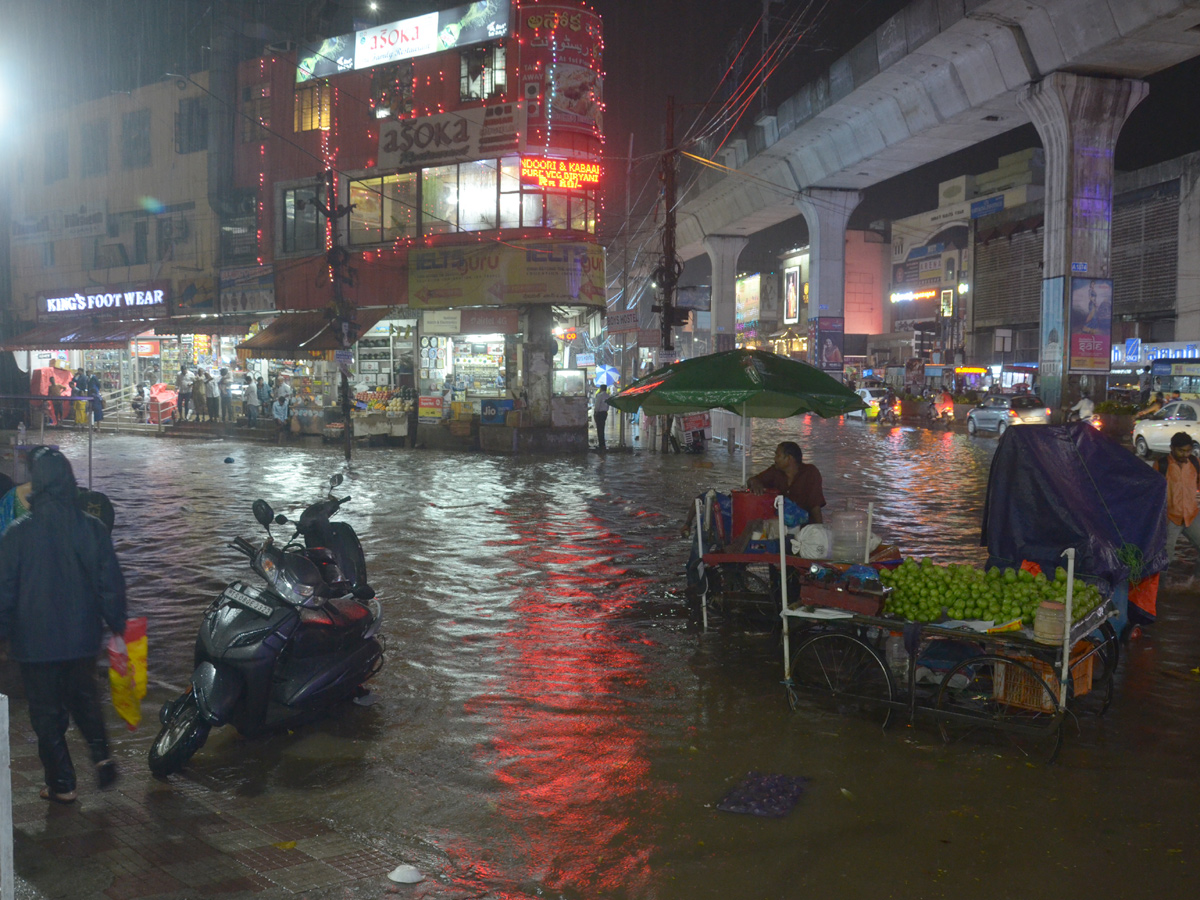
[37,420,1200,899]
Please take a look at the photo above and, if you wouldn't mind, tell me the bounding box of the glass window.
[546,193,568,230]
[570,195,587,232]
[349,178,384,245]
[44,128,68,183]
[282,185,323,252]
[81,120,108,176]
[176,97,208,153]
[421,164,457,235]
[460,43,507,102]
[370,62,414,119]
[241,84,271,142]
[457,159,498,232]
[121,109,152,169]
[521,192,543,229]
[294,82,331,132]
[499,157,521,229]
[382,173,418,240]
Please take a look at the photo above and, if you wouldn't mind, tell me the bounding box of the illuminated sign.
[41,282,171,320]
[298,1,511,81]
[379,104,525,170]
[889,289,938,304]
[520,157,601,189]
[940,289,955,318]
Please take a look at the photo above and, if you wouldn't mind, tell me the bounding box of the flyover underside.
[676,0,1200,262]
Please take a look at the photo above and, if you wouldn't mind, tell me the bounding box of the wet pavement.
[2,418,1199,899]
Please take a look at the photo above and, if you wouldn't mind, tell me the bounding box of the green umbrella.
[608,348,865,481]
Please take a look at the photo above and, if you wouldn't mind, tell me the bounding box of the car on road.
[847,387,888,420]
[966,394,1051,435]
[1132,399,1200,456]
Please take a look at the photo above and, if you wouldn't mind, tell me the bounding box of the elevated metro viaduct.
[676,0,1200,407]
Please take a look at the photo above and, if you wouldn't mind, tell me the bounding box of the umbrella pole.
[741,403,748,485]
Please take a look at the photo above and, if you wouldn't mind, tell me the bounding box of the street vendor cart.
[683,423,1164,763]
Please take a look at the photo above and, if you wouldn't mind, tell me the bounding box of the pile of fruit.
[878,559,1105,624]
[386,396,411,413]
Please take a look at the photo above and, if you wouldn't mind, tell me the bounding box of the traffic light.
[666,307,690,328]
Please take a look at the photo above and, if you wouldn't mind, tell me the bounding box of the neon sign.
[889,289,938,304]
[520,157,601,190]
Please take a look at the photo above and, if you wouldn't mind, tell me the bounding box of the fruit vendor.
[746,441,826,525]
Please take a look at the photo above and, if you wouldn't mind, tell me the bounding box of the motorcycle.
[876,402,900,426]
[148,474,384,776]
[923,400,955,430]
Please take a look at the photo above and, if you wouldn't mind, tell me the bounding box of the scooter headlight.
[257,551,322,606]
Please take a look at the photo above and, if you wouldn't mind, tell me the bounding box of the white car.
[1132,400,1200,456]
[847,387,888,420]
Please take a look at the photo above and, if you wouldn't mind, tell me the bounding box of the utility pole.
[651,96,685,452]
[314,168,357,463]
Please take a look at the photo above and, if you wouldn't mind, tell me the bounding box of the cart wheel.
[788,630,894,728]
[935,654,1063,764]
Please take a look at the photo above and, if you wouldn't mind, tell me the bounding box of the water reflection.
[37,422,1200,899]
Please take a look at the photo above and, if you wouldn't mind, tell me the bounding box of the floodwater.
[37,420,1200,898]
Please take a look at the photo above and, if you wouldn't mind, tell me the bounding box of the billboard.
[783,266,800,324]
[520,4,603,140]
[735,274,760,336]
[808,317,845,373]
[1068,277,1112,373]
[409,241,605,308]
[378,103,525,170]
[298,1,511,81]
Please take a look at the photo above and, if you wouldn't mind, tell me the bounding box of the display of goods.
[386,397,411,412]
[878,559,1104,624]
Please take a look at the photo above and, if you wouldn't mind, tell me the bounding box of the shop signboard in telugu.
[38,281,170,320]
[1068,277,1112,373]
[521,4,603,139]
[11,203,107,245]
[298,1,511,81]
[378,103,525,171]
[220,266,276,314]
[409,242,605,308]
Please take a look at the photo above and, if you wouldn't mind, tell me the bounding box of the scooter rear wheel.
[148,693,211,777]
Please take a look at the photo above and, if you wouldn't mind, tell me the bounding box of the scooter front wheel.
[148,692,211,777]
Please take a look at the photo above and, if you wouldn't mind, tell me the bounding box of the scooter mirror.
[274,513,289,526]
[252,499,275,528]
[330,473,344,489]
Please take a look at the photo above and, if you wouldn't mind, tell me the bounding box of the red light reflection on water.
[452,509,666,897]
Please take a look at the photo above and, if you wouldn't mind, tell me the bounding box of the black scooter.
[149,475,384,776]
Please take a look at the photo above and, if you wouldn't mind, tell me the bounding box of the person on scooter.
[937,387,955,417]
[1069,392,1095,422]
[879,386,898,423]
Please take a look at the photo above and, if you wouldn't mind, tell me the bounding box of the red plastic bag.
[108,617,148,731]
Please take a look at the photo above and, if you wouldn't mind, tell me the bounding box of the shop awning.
[151,316,264,337]
[0,319,156,351]
[235,308,394,360]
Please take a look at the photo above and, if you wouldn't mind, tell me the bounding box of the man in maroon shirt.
[747,441,826,525]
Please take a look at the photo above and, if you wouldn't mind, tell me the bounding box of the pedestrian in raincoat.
[88,374,104,428]
[0,447,127,803]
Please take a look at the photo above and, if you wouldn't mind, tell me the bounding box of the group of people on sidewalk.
[174,365,293,434]
[44,369,104,428]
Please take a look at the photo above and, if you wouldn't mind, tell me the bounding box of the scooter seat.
[297,598,371,628]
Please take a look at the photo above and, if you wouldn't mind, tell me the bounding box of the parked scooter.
[148,474,384,776]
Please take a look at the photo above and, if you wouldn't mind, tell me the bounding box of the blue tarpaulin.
[981,422,1167,588]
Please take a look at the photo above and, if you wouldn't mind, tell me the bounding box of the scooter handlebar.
[229,536,258,558]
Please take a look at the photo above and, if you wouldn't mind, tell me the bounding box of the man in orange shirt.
[1157,431,1200,585]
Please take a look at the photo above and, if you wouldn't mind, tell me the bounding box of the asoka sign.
[46,288,166,314]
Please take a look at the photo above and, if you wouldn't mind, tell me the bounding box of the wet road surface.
[9,420,1200,899]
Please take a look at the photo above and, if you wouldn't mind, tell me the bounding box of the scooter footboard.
[276,638,383,708]
[193,661,244,726]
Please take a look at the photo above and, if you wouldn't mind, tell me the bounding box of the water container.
[828,508,869,563]
[1033,599,1066,645]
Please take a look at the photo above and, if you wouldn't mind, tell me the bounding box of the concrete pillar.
[1176,162,1200,340]
[794,189,861,380]
[522,305,555,427]
[703,235,748,352]
[1017,73,1148,410]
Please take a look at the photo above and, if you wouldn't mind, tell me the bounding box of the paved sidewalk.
[3,679,410,900]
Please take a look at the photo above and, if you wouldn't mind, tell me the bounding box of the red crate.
[731,490,778,537]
